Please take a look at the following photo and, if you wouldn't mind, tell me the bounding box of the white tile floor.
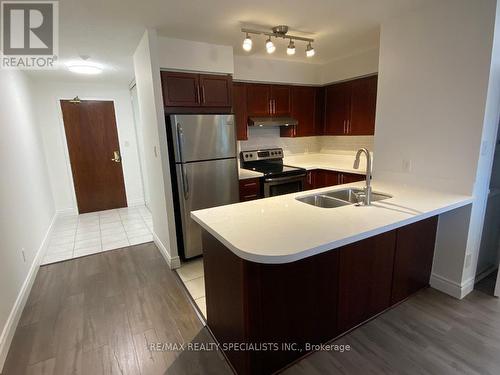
[176,258,206,318]
[42,205,153,265]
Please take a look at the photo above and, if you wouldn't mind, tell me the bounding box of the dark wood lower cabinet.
[202,216,438,375]
[338,232,396,332]
[391,216,439,304]
[239,178,261,202]
[305,169,365,190]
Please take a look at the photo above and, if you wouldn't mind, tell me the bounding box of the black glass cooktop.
[242,161,306,177]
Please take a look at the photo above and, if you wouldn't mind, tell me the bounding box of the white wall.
[319,48,379,84]
[234,55,321,85]
[133,29,180,268]
[374,0,499,298]
[32,80,145,214]
[0,70,55,370]
[158,36,234,74]
[130,84,151,208]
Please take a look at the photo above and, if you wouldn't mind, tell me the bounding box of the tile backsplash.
[238,127,374,156]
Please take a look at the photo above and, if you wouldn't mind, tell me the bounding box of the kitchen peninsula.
[191,181,473,374]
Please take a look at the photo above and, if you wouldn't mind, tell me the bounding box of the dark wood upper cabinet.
[199,74,232,107]
[324,75,377,136]
[161,71,232,110]
[315,87,325,135]
[281,86,316,137]
[349,75,377,135]
[271,85,291,116]
[246,83,271,116]
[391,216,438,304]
[232,82,248,141]
[161,72,200,107]
[324,81,351,135]
[338,231,396,332]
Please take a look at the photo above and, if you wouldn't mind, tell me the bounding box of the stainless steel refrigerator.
[169,114,239,259]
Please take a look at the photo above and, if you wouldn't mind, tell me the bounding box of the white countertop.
[191,181,473,264]
[238,152,368,179]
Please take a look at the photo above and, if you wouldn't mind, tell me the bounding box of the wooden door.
[338,231,396,332]
[271,85,291,116]
[199,74,232,107]
[349,76,377,135]
[324,82,351,135]
[232,82,248,140]
[246,83,271,116]
[60,100,127,214]
[284,86,316,137]
[161,71,200,107]
[391,216,438,304]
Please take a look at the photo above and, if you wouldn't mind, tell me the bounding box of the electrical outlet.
[21,248,26,263]
[402,159,412,173]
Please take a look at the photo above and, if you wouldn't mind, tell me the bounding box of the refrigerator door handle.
[176,123,190,200]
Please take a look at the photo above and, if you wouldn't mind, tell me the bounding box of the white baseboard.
[152,231,180,269]
[0,213,57,372]
[430,273,474,299]
[127,198,146,208]
[56,207,78,217]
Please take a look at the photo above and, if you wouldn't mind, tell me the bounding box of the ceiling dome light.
[242,33,252,52]
[287,39,296,55]
[265,37,275,54]
[66,63,103,75]
[306,42,315,57]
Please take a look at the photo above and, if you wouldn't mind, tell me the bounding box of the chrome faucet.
[353,148,372,205]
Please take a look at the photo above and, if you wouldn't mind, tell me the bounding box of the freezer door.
[177,158,239,258]
[171,114,236,163]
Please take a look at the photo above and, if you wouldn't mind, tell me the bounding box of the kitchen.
[1,1,500,374]
[130,0,500,372]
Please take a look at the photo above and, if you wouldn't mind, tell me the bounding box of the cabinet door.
[271,85,291,116]
[324,82,351,135]
[292,86,316,137]
[324,170,340,186]
[232,83,248,141]
[391,216,438,304]
[247,84,271,116]
[314,87,325,135]
[342,173,365,184]
[199,74,232,107]
[304,171,314,190]
[161,72,200,107]
[349,76,377,135]
[239,178,261,202]
[338,231,396,332]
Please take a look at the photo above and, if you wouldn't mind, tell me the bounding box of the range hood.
[248,117,298,127]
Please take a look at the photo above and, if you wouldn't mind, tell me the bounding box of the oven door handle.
[264,174,306,183]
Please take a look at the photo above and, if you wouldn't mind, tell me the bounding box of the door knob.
[111,150,121,163]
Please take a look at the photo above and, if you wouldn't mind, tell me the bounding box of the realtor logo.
[1,1,58,69]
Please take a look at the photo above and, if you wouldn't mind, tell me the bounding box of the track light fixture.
[287,39,295,55]
[241,25,315,58]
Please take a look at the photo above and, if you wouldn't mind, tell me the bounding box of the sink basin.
[296,195,351,208]
[325,188,392,203]
[296,188,392,208]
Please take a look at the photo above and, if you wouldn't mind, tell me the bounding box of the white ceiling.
[27,0,428,84]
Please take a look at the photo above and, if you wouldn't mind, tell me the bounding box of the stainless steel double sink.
[296,188,392,208]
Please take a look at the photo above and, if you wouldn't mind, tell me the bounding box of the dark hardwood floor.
[3,243,500,375]
[2,243,231,375]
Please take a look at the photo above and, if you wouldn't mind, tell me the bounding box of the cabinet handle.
[273,99,276,114]
[243,182,257,187]
[269,99,272,115]
[201,85,206,103]
[343,120,346,134]
[196,85,201,104]
[347,120,350,134]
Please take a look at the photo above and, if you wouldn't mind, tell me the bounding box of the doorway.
[60,99,128,213]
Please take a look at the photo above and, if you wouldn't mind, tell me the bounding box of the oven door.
[263,174,306,197]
